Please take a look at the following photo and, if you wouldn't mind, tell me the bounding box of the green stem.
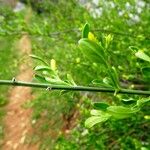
[0,80,150,95]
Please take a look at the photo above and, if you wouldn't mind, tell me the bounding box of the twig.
[0,80,150,95]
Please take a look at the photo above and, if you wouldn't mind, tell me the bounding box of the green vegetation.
[0,36,18,143]
[0,0,150,149]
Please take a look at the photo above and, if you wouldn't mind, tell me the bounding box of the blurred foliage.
[0,0,150,149]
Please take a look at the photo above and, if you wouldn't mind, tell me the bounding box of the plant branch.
[0,80,150,95]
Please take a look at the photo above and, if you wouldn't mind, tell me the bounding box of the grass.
[0,36,19,144]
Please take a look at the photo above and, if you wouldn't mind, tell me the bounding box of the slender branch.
[0,80,150,95]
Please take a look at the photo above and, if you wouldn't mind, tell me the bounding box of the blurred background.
[0,0,150,149]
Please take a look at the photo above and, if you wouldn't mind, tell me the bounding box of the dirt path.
[3,10,38,150]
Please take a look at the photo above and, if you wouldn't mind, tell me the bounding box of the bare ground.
[3,35,38,150]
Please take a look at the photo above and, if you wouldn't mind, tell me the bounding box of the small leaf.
[67,74,76,86]
[107,106,139,114]
[92,79,112,88]
[110,66,120,89]
[90,109,103,116]
[107,106,139,119]
[85,114,110,128]
[93,102,109,111]
[129,46,138,52]
[35,74,47,83]
[30,54,48,65]
[82,23,90,38]
[137,97,150,107]
[34,66,52,72]
[135,51,150,62]
[60,90,71,95]
[103,77,114,87]
[85,116,102,128]
[45,77,69,85]
[122,99,136,105]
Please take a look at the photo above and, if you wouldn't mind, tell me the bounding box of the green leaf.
[85,117,102,128]
[103,77,114,87]
[92,79,113,88]
[107,106,139,119]
[60,90,71,95]
[78,38,106,64]
[135,51,150,62]
[93,102,109,111]
[67,74,76,86]
[82,23,90,38]
[107,106,139,114]
[85,115,110,128]
[137,97,150,107]
[45,77,69,85]
[122,98,136,105]
[35,74,47,83]
[129,46,138,52]
[30,54,48,65]
[90,109,103,115]
[34,66,52,72]
[111,66,120,89]
[142,67,150,78]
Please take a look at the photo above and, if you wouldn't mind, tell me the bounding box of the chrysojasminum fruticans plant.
[31,23,150,128]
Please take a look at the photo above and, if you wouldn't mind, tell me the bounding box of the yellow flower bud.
[50,59,57,71]
[144,115,150,120]
[105,34,113,49]
[88,32,98,43]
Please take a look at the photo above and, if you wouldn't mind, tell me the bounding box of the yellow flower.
[88,32,98,43]
[144,115,150,120]
[51,59,57,71]
[105,34,113,49]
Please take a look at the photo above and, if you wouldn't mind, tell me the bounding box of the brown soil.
[3,34,38,150]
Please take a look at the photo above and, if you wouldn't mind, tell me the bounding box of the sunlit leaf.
[103,77,114,87]
[122,98,136,105]
[135,51,150,62]
[90,109,102,115]
[85,114,110,128]
[107,106,139,119]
